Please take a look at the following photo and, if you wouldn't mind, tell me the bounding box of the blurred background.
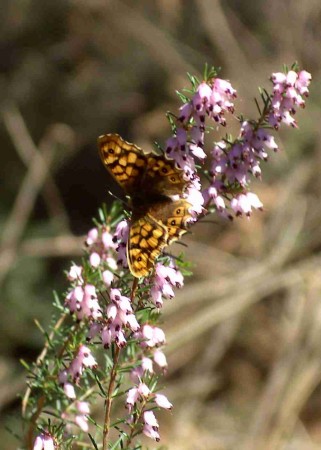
[1,1,321,449]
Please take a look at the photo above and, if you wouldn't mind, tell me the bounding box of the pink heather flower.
[110,288,132,312]
[110,325,126,347]
[100,290,139,347]
[101,287,139,344]
[130,366,144,383]
[153,349,168,370]
[87,322,102,341]
[115,242,128,269]
[155,393,173,410]
[102,269,114,286]
[64,383,76,399]
[101,326,112,348]
[139,325,166,348]
[33,433,55,450]
[75,415,89,432]
[186,183,205,216]
[189,127,206,160]
[296,70,312,96]
[203,185,227,214]
[213,78,237,98]
[178,102,193,123]
[89,252,101,268]
[143,411,160,441]
[150,286,163,308]
[142,356,154,373]
[144,410,159,428]
[241,122,278,154]
[58,369,68,385]
[154,263,184,290]
[126,383,151,411]
[176,127,187,149]
[67,264,83,283]
[69,345,97,381]
[197,81,213,103]
[65,284,101,320]
[230,192,263,217]
[62,401,90,433]
[86,228,99,246]
[165,134,197,176]
[106,256,117,270]
[74,401,90,432]
[286,70,298,86]
[107,303,118,321]
[126,387,140,410]
[151,262,185,306]
[143,424,160,441]
[78,345,98,367]
[138,382,151,398]
[202,77,236,124]
[77,401,90,415]
[130,358,154,383]
[271,72,286,85]
[113,219,129,241]
[126,314,140,332]
[269,69,311,129]
[86,226,117,269]
[102,230,114,249]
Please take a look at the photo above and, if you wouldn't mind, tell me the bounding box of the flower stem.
[124,399,147,447]
[23,314,67,449]
[102,345,121,450]
[102,277,138,449]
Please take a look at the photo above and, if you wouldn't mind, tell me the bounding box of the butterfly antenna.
[197,219,219,225]
[173,241,189,247]
[107,190,131,209]
[163,252,185,263]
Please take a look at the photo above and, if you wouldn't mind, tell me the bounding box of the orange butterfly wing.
[98,133,191,278]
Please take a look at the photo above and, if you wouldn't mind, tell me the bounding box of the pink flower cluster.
[269,70,311,128]
[54,345,95,436]
[126,383,172,441]
[131,325,168,377]
[59,345,97,386]
[86,226,118,283]
[167,78,236,170]
[89,288,140,348]
[33,432,55,450]
[62,247,184,441]
[51,66,311,446]
[202,68,311,218]
[62,400,91,433]
[65,283,101,321]
[150,263,184,308]
[161,77,237,218]
[112,219,129,271]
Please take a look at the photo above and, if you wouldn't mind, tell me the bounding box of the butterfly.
[98,134,193,278]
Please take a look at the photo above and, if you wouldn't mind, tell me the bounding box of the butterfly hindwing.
[145,155,187,196]
[127,214,168,278]
[150,199,193,244]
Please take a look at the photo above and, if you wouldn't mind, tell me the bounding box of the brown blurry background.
[1,1,321,449]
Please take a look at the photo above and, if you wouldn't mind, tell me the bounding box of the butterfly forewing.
[98,134,147,195]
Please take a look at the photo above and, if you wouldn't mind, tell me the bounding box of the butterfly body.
[98,133,192,278]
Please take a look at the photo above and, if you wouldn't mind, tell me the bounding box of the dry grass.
[1,1,321,449]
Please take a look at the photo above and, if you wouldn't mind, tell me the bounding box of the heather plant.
[21,64,311,450]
